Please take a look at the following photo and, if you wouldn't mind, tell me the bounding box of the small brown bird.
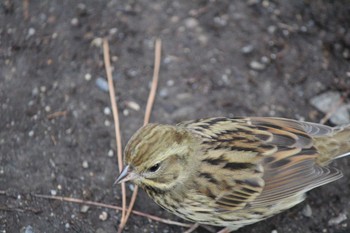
[116,117,350,232]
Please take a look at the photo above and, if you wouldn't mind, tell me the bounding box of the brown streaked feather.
[182,117,346,210]
[248,117,334,136]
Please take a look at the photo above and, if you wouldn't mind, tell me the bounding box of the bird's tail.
[314,124,350,164]
[332,124,350,159]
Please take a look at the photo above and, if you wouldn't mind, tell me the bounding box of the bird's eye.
[148,163,160,173]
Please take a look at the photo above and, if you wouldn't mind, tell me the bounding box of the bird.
[116,117,350,232]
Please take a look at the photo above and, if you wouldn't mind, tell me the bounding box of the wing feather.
[182,117,343,210]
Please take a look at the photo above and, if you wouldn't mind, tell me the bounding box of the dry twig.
[183,223,200,233]
[23,0,29,20]
[47,111,67,120]
[30,193,191,228]
[102,39,127,228]
[144,38,162,125]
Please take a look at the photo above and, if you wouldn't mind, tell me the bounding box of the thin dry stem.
[102,39,127,225]
[183,223,200,233]
[121,38,162,231]
[47,111,67,120]
[31,193,191,228]
[123,185,138,222]
[23,0,29,20]
[144,38,162,125]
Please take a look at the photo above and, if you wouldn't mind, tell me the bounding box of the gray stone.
[310,91,350,125]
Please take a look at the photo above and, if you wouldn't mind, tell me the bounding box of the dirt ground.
[1,0,350,232]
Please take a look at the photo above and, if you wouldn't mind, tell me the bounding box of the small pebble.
[128,184,135,191]
[91,37,103,47]
[198,34,208,45]
[221,74,230,85]
[107,149,114,157]
[123,109,129,116]
[82,160,89,168]
[40,86,47,92]
[125,101,140,111]
[271,230,278,233]
[270,53,277,59]
[52,32,58,39]
[170,16,179,23]
[302,204,312,217]
[99,211,108,221]
[57,184,62,190]
[65,223,70,229]
[95,77,109,92]
[250,61,266,70]
[28,130,34,137]
[328,212,347,226]
[66,128,73,134]
[241,44,254,54]
[80,205,90,213]
[167,80,175,86]
[28,28,36,37]
[71,18,78,26]
[32,87,39,96]
[50,189,57,196]
[213,15,228,26]
[300,26,307,32]
[310,91,350,125]
[268,25,277,34]
[109,28,118,35]
[24,225,34,233]
[282,29,289,36]
[103,107,111,115]
[262,0,269,7]
[84,73,91,81]
[126,69,138,78]
[104,120,111,127]
[184,17,198,28]
[164,56,178,64]
[111,56,118,62]
[77,3,87,16]
[261,56,270,64]
[159,88,169,98]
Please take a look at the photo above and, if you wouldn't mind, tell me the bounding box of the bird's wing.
[247,117,342,207]
[181,117,342,211]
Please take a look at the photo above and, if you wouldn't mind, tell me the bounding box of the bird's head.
[115,124,197,191]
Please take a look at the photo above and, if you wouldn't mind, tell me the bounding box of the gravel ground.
[1,1,350,233]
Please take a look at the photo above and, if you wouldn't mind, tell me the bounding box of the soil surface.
[1,1,350,233]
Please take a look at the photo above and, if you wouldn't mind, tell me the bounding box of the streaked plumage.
[116,117,350,231]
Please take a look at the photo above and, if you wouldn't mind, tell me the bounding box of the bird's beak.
[114,165,138,185]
